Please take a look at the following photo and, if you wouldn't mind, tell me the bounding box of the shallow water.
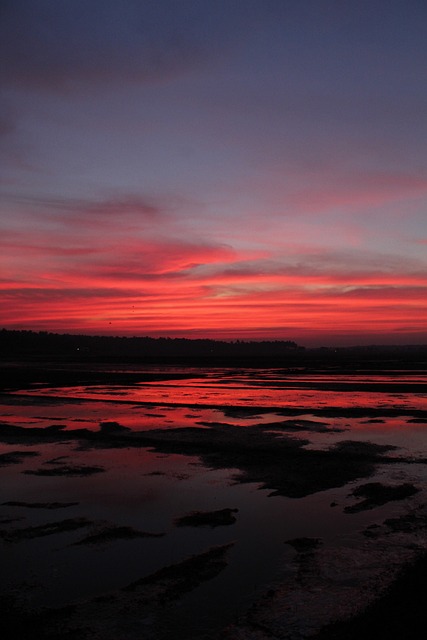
[10,367,427,410]
[1,366,426,637]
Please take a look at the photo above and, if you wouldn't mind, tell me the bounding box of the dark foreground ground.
[1,552,425,640]
[314,553,427,640]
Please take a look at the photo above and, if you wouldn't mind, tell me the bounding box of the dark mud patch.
[331,441,394,456]
[139,422,308,453]
[5,543,235,639]
[171,472,191,480]
[23,464,105,477]
[280,407,427,420]
[285,538,323,588]
[222,407,267,418]
[0,421,411,499]
[313,552,427,640]
[363,504,427,538]
[43,455,69,465]
[44,424,68,432]
[2,501,79,510]
[285,537,322,553]
[259,419,342,433]
[0,517,92,542]
[124,542,235,601]
[0,392,80,406]
[384,507,427,533]
[196,420,238,428]
[144,412,167,417]
[364,505,427,539]
[72,524,165,546]
[145,428,401,498]
[142,470,166,476]
[0,450,39,466]
[0,423,71,443]
[345,482,419,513]
[99,421,130,434]
[175,508,238,528]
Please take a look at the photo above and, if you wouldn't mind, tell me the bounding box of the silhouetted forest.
[1,329,426,369]
[0,329,300,359]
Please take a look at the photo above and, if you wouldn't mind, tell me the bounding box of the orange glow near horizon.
[2,248,427,346]
[2,200,427,346]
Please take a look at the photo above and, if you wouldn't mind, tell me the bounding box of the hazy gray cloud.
[0,0,262,91]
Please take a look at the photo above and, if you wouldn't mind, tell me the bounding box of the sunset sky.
[1,0,427,346]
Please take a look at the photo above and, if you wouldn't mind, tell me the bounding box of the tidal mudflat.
[1,362,426,639]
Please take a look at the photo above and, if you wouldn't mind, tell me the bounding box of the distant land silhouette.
[0,329,299,358]
[1,329,426,368]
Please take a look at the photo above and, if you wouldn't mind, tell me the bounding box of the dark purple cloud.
[0,0,264,90]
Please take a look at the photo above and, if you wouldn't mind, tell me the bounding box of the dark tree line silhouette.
[0,329,301,359]
[1,329,425,368]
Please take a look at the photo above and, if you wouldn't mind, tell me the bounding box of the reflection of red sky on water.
[0,401,224,432]
[304,415,427,457]
[15,377,427,411]
[6,371,426,442]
